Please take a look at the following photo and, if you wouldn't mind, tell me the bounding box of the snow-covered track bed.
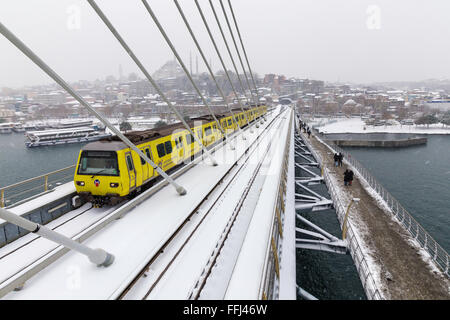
[4,107,286,299]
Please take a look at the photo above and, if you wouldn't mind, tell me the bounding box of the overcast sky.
[1,0,449,88]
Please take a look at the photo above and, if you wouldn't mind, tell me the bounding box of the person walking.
[338,152,344,167]
[333,153,339,167]
[307,127,311,138]
[348,169,354,186]
[343,169,351,186]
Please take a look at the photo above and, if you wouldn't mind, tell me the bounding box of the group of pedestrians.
[333,152,344,167]
[343,169,354,186]
[299,122,311,138]
[333,152,354,186]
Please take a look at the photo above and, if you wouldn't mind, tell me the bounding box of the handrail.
[295,121,383,299]
[0,165,76,208]
[323,168,383,299]
[311,129,450,278]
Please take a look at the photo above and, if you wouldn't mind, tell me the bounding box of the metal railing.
[296,124,383,299]
[312,130,450,278]
[323,168,383,299]
[0,165,76,208]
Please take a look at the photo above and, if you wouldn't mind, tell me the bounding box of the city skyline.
[1,0,450,88]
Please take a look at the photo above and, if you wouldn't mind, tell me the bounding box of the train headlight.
[76,181,85,186]
[110,183,119,188]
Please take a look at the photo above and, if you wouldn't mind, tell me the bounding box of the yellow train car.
[74,105,267,206]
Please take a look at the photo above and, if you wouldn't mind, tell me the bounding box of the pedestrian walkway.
[306,131,450,299]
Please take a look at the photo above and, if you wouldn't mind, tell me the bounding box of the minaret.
[196,55,199,76]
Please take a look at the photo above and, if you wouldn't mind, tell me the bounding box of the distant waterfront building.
[425,100,450,112]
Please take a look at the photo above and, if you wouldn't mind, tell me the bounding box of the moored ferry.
[25,127,111,147]
[0,123,13,134]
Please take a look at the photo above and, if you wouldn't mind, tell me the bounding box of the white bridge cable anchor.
[0,207,114,267]
[0,21,187,196]
[87,0,218,168]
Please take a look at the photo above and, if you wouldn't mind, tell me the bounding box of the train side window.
[156,143,166,158]
[205,126,212,136]
[126,155,134,171]
[165,141,173,154]
[186,134,194,144]
[227,119,232,126]
[145,148,152,160]
[175,136,183,149]
[178,136,183,145]
[140,153,146,165]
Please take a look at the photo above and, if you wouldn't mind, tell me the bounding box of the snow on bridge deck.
[3,106,294,300]
[301,127,450,299]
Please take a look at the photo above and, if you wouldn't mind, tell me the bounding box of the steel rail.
[0,115,259,298]
[191,114,282,300]
[116,110,283,299]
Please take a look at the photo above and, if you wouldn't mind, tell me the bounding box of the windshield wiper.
[91,169,108,178]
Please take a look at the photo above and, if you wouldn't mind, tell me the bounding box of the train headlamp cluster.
[110,183,119,188]
[76,181,85,186]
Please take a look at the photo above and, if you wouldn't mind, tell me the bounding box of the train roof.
[81,106,264,151]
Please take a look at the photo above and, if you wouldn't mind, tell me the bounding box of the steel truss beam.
[295,131,347,255]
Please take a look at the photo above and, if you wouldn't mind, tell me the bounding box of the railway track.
[117,108,286,299]
[0,108,282,299]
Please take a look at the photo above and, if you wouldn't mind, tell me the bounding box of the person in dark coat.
[333,153,339,167]
[343,169,351,186]
[307,128,311,138]
[338,152,344,167]
[348,169,354,186]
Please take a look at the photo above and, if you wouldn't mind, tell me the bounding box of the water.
[342,135,450,253]
[0,133,84,188]
[296,135,449,300]
[1,132,448,299]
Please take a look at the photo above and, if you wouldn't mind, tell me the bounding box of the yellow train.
[74,105,267,205]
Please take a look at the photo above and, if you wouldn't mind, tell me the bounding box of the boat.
[0,123,13,134]
[11,122,25,133]
[25,127,111,147]
[51,119,93,129]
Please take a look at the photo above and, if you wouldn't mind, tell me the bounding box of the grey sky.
[1,0,449,88]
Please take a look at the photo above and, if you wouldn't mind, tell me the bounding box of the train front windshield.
[77,151,119,176]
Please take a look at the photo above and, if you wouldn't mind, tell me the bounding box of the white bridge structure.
[0,106,298,300]
[0,1,448,301]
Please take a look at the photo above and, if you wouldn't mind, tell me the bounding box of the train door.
[144,147,155,177]
[174,135,184,163]
[140,147,149,181]
[125,152,136,190]
[185,132,195,161]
